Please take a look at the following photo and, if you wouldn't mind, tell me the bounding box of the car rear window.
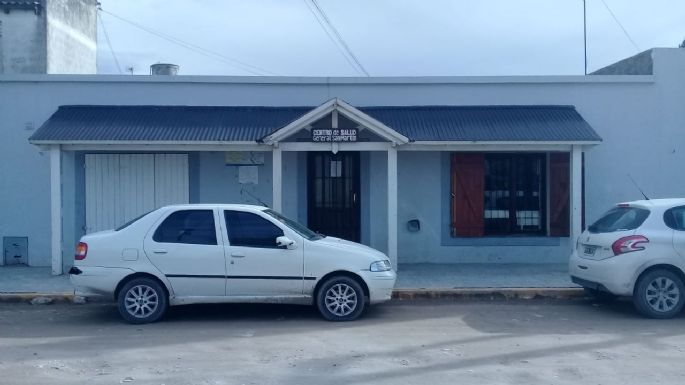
[115,211,152,231]
[588,206,650,234]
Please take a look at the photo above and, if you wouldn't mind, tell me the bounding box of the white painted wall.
[1,48,683,266]
[45,0,97,74]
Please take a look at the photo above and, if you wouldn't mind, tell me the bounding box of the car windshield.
[263,209,323,241]
[588,206,650,234]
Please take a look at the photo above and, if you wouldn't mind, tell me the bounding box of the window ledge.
[441,237,562,247]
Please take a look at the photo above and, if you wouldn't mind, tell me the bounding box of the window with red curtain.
[451,152,570,237]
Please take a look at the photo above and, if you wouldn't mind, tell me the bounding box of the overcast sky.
[96,0,685,77]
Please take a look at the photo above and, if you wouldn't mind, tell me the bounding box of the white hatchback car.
[570,199,685,318]
[69,204,396,324]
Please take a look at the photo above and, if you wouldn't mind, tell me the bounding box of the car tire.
[633,269,685,319]
[117,277,168,324]
[584,288,616,303]
[316,276,365,322]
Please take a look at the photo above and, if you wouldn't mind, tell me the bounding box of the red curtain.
[451,153,485,237]
[549,152,570,237]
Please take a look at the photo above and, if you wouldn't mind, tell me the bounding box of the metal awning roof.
[29,104,602,144]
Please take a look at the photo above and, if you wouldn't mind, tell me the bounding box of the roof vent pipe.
[150,63,179,75]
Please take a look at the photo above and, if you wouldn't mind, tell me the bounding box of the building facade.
[1,48,683,274]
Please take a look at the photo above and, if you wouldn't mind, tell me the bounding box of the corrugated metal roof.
[29,104,601,143]
[30,106,311,142]
[360,105,602,142]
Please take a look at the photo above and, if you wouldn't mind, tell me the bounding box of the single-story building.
[1,48,684,274]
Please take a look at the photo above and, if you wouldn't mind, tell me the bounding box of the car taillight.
[611,235,648,256]
[75,242,88,260]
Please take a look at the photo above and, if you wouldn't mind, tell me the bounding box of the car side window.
[153,210,217,245]
[664,206,685,231]
[224,210,284,248]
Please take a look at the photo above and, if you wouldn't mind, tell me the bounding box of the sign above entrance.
[311,128,357,142]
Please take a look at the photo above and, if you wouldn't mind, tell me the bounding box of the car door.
[143,208,226,297]
[221,209,304,296]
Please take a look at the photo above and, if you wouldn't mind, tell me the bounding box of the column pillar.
[272,146,282,212]
[570,145,583,251]
[387,146,398,268]
[50,145,62,275]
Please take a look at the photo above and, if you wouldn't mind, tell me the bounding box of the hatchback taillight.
[75,242,88,260]
[611,235,648,256]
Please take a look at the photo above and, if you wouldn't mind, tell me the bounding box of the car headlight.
[370,260,392,272]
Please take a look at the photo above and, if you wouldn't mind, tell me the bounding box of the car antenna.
[627,174,649,200]
[240,186,270,207]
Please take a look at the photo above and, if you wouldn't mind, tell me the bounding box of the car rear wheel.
[117,277,168,324]
[633,269,685,319]
[316,276,365,322]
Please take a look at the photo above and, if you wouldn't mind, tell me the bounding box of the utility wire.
[598,0,640,52]
[98,8,278,76]
[311,0,369,76]
[306,0,369,76]
[98,9,123,74]
[302,0,360,75]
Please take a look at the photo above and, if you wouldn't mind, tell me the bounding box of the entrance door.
[307,152,360,242]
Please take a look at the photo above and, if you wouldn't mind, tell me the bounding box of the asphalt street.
[1,299,684,385]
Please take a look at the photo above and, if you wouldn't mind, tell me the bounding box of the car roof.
[619,198,685,208]
[161,203,269,211]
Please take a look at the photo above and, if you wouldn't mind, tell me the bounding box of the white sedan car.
[570,198,685,318]
[69,204,396,324]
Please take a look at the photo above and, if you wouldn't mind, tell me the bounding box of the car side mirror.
[276,236,296,250]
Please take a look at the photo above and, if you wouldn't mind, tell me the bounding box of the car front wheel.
[316,276,365,321]
[117,277,168,324]
[633,269,685,319]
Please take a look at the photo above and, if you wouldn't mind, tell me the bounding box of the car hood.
[314,236,388,260]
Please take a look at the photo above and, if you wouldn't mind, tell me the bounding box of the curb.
[1,288,585,304]
[0,292,77,303]
[392,288,585,301]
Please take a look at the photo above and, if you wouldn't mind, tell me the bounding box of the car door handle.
[231,254,245,258]
[153,249,168,254]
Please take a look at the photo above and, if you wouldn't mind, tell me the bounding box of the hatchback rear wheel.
[633,269,685,319]
[117,277,168,324]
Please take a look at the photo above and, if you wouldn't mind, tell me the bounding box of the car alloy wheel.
[633,269,685,319]
[117,277,168,324]
[645,277,680,313]
[125,284,160,319]
[325,283,358,317]
[316,276,365,321]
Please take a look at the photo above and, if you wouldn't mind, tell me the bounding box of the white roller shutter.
[85,154,189,233]
[154,154,189,207]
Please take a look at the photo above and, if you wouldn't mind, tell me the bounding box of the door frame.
[306,151,361,242]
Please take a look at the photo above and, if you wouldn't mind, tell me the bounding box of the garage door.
[85,154,189,233]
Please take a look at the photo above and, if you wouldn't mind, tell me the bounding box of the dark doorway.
[307,152,361,242]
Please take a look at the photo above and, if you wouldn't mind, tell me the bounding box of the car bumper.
[70,266,134,298]
[568,250,639,296]
[360,270,397,304]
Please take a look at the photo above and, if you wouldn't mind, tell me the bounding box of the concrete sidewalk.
[0,263,581,302]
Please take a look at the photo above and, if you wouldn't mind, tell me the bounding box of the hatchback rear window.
[588,206,650,234]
